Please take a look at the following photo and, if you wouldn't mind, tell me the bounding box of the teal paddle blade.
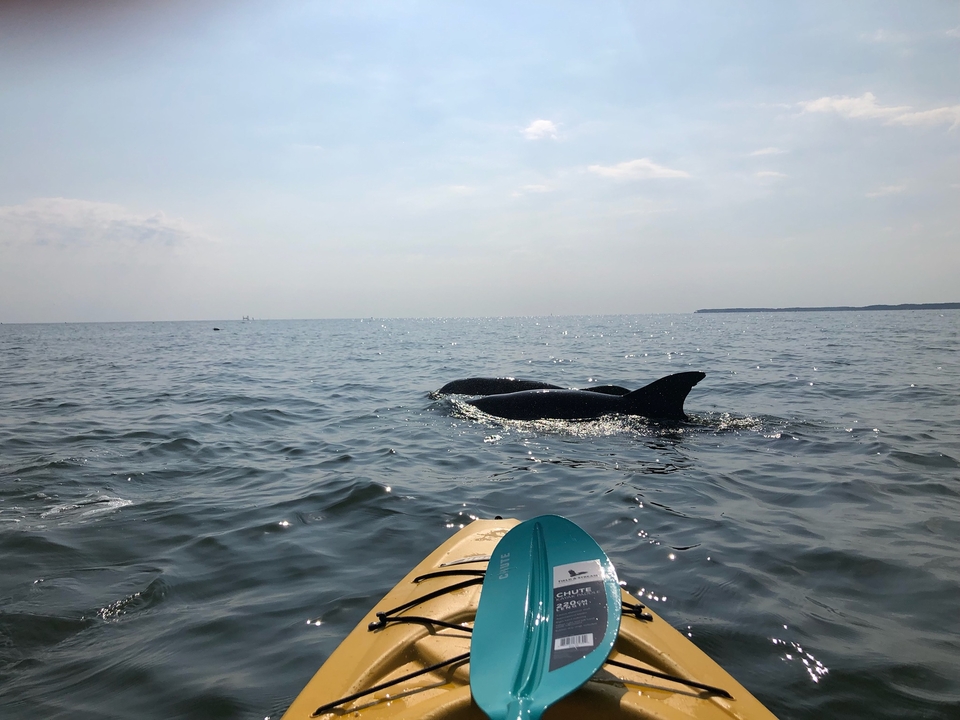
[470,515,622,720]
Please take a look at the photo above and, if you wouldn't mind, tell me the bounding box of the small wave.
[39,495,133,522]
[132,437,201,460]
[219,407,304,429]
[97,578,169,621]
[121,429,172,441]
[321,481,396,515]
[0,611,95,665]
[890,450,959,470]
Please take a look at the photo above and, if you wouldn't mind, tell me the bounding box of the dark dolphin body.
[436,378,630,396]
[467,372,705,421]
[437,378,563,395]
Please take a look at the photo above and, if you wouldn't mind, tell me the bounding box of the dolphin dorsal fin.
[624,372,706,420]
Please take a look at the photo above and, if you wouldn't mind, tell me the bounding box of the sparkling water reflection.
[1,312,958,719]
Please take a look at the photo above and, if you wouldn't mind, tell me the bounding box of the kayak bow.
[281,518,778,720]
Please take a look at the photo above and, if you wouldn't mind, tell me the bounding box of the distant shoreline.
[695,302,960,314]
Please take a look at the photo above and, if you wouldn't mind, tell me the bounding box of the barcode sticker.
[554,633,594,650]
[549,560,607,671]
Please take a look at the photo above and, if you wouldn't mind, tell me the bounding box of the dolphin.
[436,378,630,396]
[466,371,705,421]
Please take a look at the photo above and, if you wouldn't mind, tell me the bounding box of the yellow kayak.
[282,518,778,720]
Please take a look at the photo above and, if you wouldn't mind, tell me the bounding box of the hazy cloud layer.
[0,198,222,322]
[0,198,208,250]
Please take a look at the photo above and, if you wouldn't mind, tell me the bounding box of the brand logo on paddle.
[497,552,511,579]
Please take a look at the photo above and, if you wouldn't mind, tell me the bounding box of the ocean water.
[1,312,958,720]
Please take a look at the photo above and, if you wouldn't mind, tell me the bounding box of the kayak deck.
[281,518,777,720]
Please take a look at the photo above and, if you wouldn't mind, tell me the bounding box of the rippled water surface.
[2,313,958,719]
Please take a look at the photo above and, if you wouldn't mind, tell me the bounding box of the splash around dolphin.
[440,372,705,421]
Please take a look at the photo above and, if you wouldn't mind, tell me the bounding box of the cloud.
[860,29,909,43]
[749,147,786,156]
[800,92,960,128]
[888,106,960,128]
[799,92,909,120]
[756,171,787,179]
[0,197,209,250]
[522,119,559,140]
[947,26,960,38]
[865,184,907,198]
[511,184,553,197]
[448,185,475,195]
[588,158,689,180]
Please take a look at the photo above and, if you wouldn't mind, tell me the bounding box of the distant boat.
[242,315,253,321]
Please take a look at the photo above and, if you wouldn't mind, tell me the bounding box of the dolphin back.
[436,378,630,396]
[436,378,562,395]
[623,371,706,420]
[584,384,630,396]
[468,389,622,420]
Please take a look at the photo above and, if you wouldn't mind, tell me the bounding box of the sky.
[1,0,958,322]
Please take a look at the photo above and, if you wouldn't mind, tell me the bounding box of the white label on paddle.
[553,560,603,587]
[549,560,607,671]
